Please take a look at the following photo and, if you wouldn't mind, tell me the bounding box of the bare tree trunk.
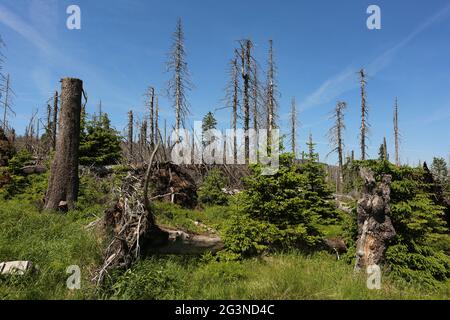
[232,58,239,163]
[266,40,277,143]
[394,98,400,166]
[2,74,10,131]
[147,87,155,147]
[155,96,159,145]
[45,78,83,211]
[328,101,346,191]
[290,97,297,157]
[240,40,252,163]
[128,110,133,160]
[251,61,259,133]
[359,69,369,160]
[140,120,147,160]
[52,91,58,151]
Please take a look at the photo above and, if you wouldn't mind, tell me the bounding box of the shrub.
[223,153,339,258]
[198,168,228,206]
[7,150,33,174]
[79,111,122,166]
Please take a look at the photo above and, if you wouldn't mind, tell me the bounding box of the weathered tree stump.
[45,78,83,211]
[355,168,396,270]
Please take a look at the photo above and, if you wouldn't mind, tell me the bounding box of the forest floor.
[0,173,449,300]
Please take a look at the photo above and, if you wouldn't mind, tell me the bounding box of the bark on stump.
[355,168,396,270]
[45,78,83,211]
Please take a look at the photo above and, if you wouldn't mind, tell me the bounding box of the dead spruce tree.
[155,95,159,145]
[355,168,396,270]
[145,86,155,147]
[237,39,253,162]
[139,120,147,160]
[251,58,262,132]
[51,91,59,151]
[394,97,400,166]
[166,18,192,142]
[1,74,15,132]
[359,69,369,160]
[45,78,83,211]
[290,97,298,157]
[224,57,240,163]
[127,110,133,160]
[327,101,347,189]
[266,40,278,142]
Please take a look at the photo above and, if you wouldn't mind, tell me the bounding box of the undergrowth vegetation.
[0,154,449,300]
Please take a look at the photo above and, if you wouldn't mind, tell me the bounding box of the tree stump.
[45,78,83,211]
[355,168,396,270]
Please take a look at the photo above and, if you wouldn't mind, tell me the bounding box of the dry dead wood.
[94,144,223,286]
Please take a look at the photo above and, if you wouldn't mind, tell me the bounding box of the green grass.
[0,200,103,299]
[0,174,448,300]
[107,252,450,300]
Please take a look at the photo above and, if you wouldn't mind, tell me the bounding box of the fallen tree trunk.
[145,226,223,255]
[21,165,47,175]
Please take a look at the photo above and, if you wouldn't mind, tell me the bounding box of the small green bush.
[7,150,33,174]
[198,168,229,206]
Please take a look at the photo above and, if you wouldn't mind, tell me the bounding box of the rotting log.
[144,227,224,255]
[354,168,396,271]
[21,165,47,175]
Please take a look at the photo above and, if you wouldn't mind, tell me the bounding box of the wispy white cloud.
[0,2,135,116]
[422,106,450,125]
[299,3,450,112]
[0,3,53,55]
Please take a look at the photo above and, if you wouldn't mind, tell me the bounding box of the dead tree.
[127,110,133,160]
[225,57,240,163]
[251,58,262,132]
[45,78,83,211]
[155,95,159,145]
[139,120,147,160]
[394,97,400,166]
[167,18,192,142]
[145,86,155,147]
[290,97,298,157]
[266,40,278,142]
[355,168,396,270]
[1,74,15,132]
[327,101,347,189]
[358,69,369,160]
[52,91,58,151]
[238,40,252,162]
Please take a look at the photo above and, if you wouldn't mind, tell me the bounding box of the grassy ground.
[1,192,449,300]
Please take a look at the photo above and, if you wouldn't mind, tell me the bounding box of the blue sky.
[0,0,449,165]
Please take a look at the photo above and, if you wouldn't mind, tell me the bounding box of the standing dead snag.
[359,69,369,160]
[355,168,396,271]
[166,18,192,142]
[224,57,240,163]
[52,91,58,151]
[327,101,347,190]
[127,110,133,160]
[1,74,15,132]
[394,97,400,166]
[266,40,278,143]
[290,97,298,157]
[238,39,252,162]
[45,78,83,211]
